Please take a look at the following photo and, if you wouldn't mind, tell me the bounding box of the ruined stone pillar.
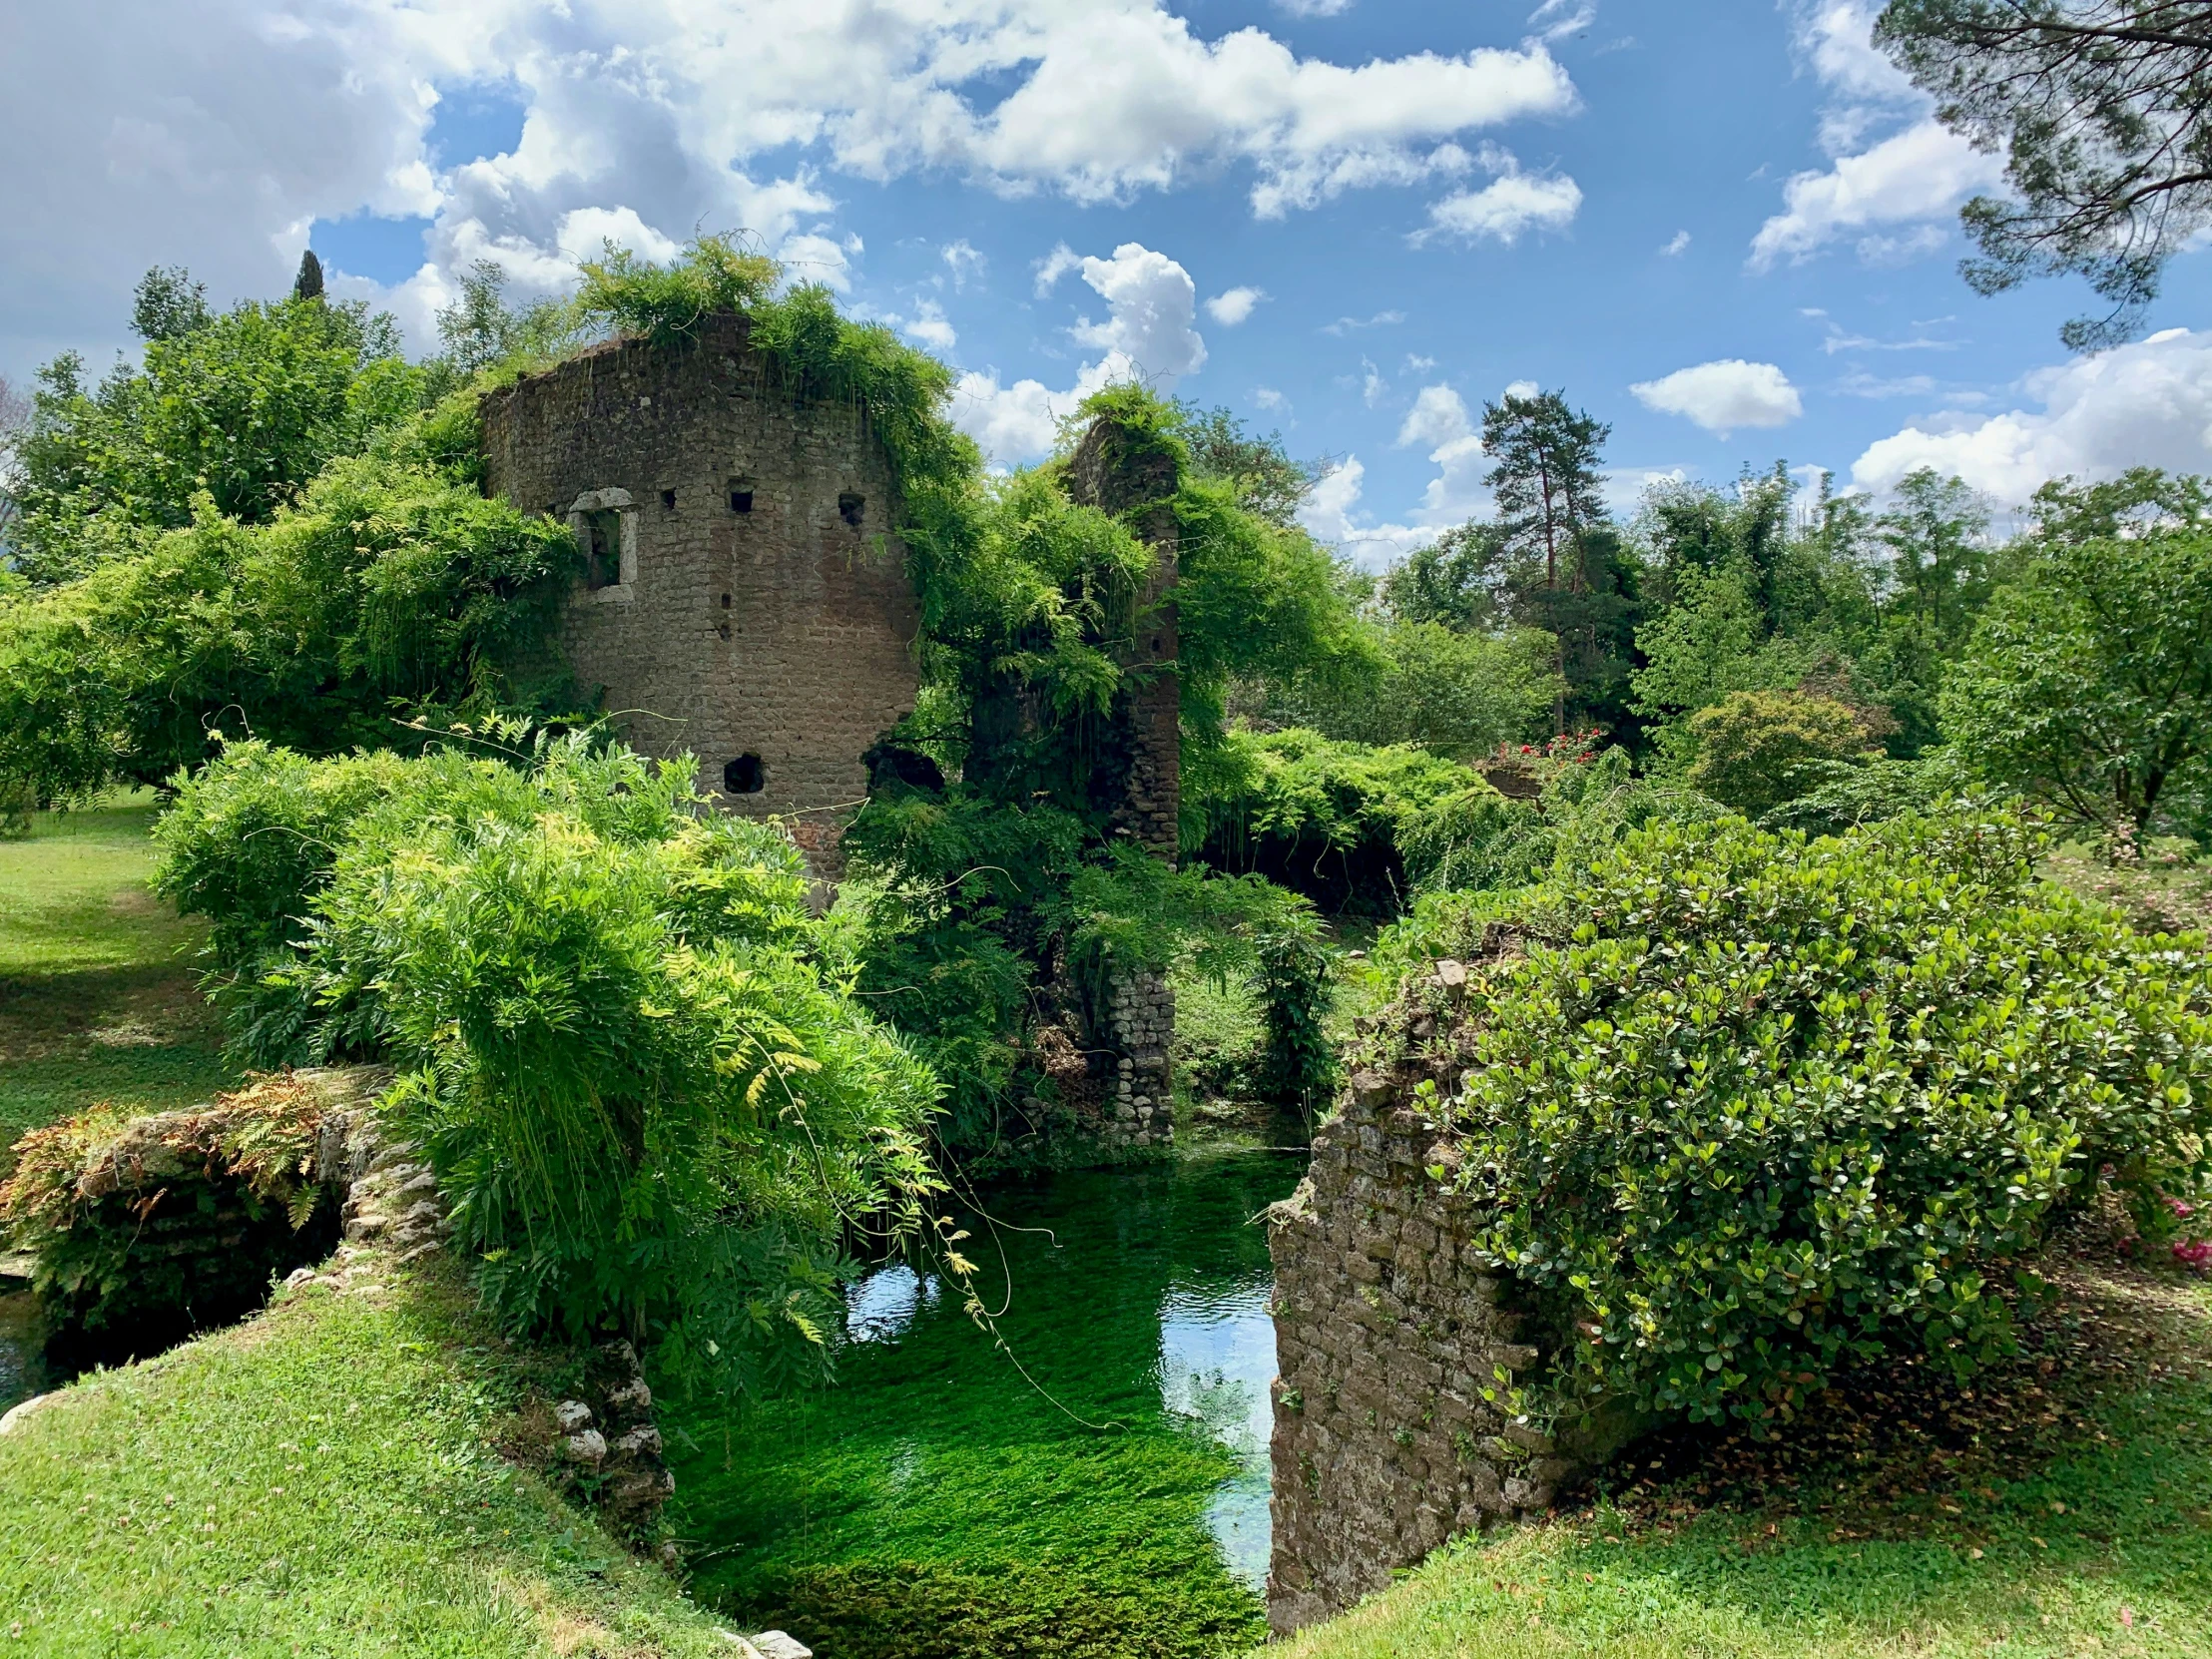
[1065,414,1180,1150]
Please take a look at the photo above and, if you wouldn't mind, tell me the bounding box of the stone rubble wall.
[1264,963,1583,1635]
[1098,969,1174,1151]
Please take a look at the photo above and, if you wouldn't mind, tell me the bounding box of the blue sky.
[10,0,2212,566]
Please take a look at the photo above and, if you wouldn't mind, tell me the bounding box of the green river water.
[666,1149,1306,1659]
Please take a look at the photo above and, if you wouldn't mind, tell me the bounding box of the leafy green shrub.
[0,434,582,806]
[0,1075,338,1344]
[1369,808,2212,1430]
[1185,727,1489,913]
[153,739,941,1391]
[1685,688,1875,818]
[574,234,782,347]
[1255,620,1557,761]
[1401,740,1723,896]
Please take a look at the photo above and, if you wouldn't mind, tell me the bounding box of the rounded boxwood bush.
[1374,807,2212,1430]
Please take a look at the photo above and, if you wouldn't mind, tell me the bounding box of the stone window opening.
[728,478,755,514]
[723,754,766,796]
[838,492,865,529]
[565,488,637,597]
[660,488,677,511]
[583,510,623,590]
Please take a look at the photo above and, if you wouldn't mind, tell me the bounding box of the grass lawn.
[0,799,241,1172]
[1265,1248,2212,1658]
[0,1257,742,1657]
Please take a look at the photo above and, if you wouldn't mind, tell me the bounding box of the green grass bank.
[0,1256,742,1656]
[0,798,241,1171]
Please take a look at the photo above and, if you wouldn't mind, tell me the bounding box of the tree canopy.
[1877,0,2212,346]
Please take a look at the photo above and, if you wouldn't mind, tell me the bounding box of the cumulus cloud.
[1396,383,1489,518]
[1852,328,2212,501]
[951,242,1205,463]
[1748,3,2003,272]
[1205,285,1268,325]
[0,0,1582,377]
[1749,120,2002,271]
[1299,457,1439,569]
[1415,150,1581,246]
[1630,359,1804,435]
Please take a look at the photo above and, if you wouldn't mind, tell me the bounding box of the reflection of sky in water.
[1158,1275,1277,1591]
[844,1263,939,1345]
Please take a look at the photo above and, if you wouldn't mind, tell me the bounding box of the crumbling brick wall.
[1265,960,1587,1633]
[478,315,922,862]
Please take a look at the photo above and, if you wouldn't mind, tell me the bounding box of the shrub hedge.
[1370,807,2212,1430]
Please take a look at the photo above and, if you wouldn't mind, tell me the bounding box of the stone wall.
[478,315,922,860]
[1060,416,1180,1139]
[1264,977,1581,1635]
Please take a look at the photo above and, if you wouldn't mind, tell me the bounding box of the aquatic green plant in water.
[666,1152,1302,1659]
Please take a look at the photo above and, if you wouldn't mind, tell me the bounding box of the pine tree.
[1481,388,1612,731]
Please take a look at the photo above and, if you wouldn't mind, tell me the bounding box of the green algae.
[665,1152,1304,1659]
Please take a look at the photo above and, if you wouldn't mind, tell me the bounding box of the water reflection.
[844,1262,939,1345]
[1158,1280,1277,1589]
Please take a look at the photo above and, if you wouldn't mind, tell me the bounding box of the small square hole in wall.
[728,479,754,514]
[723,754,766,796]
[661,488,677,510]
[838,492,864,528]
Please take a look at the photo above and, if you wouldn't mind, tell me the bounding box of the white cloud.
[1396,384,1473,450]
[1503,377,1541,399]
[942,241,985,287]
[1069,244,1208,381]
[1852,328,2212,501]
[1415,152,1581,246]
[903,300,957,351]
[1630,359,1804,435]
[1299,457,1439,569]
[1322,309,1406,335]
[779,231,863,290]
[1254,385,1290,410]
[1395,384,1488,519]
[0,0,1581,377]
[1527,1,1598,43]
[950,242,1205,463]
[1750,120,2002,270]
[1275,0,1357,16]
[1205,285,1268,326]
[1660,230,1691,257]
[1034,243,1083,295]
[1749,6,2003,272]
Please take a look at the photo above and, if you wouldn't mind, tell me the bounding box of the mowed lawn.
[0,799,241,1171]
[1265,1250,2212,1659]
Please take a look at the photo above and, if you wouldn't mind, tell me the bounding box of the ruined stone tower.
[477,313,921,870]
[480,329,1183,1152]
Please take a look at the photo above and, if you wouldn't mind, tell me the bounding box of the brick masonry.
[1264,956,1623,1634]
[478,315,922,859]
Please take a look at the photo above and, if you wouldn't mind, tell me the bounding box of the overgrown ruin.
[479,322,1180,1149]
